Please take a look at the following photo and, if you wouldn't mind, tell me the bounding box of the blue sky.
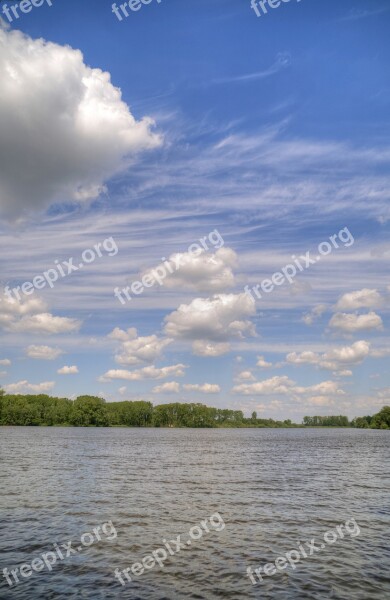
[0,0,389,420]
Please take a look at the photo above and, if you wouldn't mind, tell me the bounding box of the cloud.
[302,304,327,326]
[118,386,127,395]
[153,381,180,394]
[335,370,353,377]
[232,375,295,396]
[4,380,55,394]
[192,340,231,357]
[0,294,81,334]
[305,396,336,407]
[0,27,162,218]
[293,381,345,396]
[108,327,137,342]
[329,312,383,333]
[256,356,272,368]
[236,371,256,381]
[11,313,81,335]
[334,289,384,311]
[141,247,237,293]
[57,365,79,375]
[183,383,221,394]
[232,376,344,397]
[0,359,11,366]
[339,7,390,22]
[109,328,173,366]
[99,364,187,382]
[287,340,371,371]
[213,52,291,85]
[164,293,256,342]
[26,345,64,360]
[370,347,390,358]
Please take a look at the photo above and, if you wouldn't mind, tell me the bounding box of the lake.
[0,427,389,599]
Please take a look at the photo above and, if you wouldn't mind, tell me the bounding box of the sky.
[0,0,389,421]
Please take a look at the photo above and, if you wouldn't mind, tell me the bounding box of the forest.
[0,390,389,429]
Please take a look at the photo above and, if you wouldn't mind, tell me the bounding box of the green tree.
[70,396,109,427]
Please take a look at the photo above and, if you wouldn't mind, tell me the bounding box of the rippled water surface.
[0,427,389,600]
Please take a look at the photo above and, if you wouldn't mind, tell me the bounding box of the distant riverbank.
[1,391,389,429]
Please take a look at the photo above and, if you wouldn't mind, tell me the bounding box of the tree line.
[0,392,294,428]
[303,408,390,429]
[0,391,388,429]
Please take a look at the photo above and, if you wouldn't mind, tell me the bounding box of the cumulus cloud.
[4,380,55,393]
[99,364,187,382]
[305,396,336,407]
[0,294,81,334]
[232,375,295,396]
[302,304,327,325]
[329,312,383,333]
[183,383,221,394]
[57,365,79,375]
[287,340,371,371]
[236,371,256,381]
[0,27,162,218]
[11,313,81,335]
[142,247,237,293]
[0,358,11,366]
[108,328,173,366]
[152,381,180,394]
[108,327,137,342]
[335,289,384,311]
[293,381,345,396]
[232,376,344,397]
[192,340,231,357]
[164,293,256,343]
[256,356,272,368]
[26,345,64,360]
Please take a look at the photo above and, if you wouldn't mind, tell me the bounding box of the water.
[0,427,389,600]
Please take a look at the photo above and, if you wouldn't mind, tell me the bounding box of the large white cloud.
[4,380,55,394]
[141,248,237,293]
[232,376,344,397]
[0,26,162,218]
[99,364,187,382]
[287,340,371,371]
[152,381,180,394]
[11,313,81,334]
[335,289,384,311]
[329,312,383,333]
[183,383,221,394]
[0,294,81,334]
[232,376,295,396]
[108,328,173,366]
[164,293,256,342]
